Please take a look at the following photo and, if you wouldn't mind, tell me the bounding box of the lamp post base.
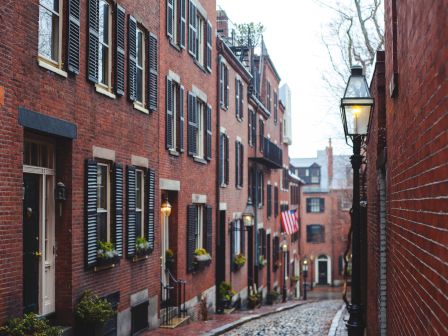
[346,304,364,336]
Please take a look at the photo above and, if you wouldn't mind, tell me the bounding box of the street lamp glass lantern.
[341,66,374,139]
[303,259,308,272]
[161,197,172,217]
[242,197,255,227]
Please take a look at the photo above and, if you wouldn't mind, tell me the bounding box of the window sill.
[193,59,207,73]
[169,149,180,157]
[193,157,207,165]
[132,254,149,262]
[220,104,228,111]
[38,59,67,78]
[220,183,227,188]
[169,40,182,52]
[236,186,243,190]
[133,102,149,114]
[236,117,243,123]
[95,84,116,99]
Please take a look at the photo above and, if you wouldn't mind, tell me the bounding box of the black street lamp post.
[340,66,373,336]
[302,259,308,300]
[281,240,288,302]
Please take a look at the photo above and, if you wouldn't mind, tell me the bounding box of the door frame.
[315,255,331,285]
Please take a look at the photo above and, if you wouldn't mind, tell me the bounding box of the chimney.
[217,10,229,38]
[327,138,333,186]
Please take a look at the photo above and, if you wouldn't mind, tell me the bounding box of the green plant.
[75,291,115,324]
[258,255,267,266]
[135,236,150,253]
[290,275,300,281]
[194,248,208,256]
[165,249,174,258]
[219,282,236,301]
[97,241,118,260]
[233,253,246,267]
[0,313,62,336]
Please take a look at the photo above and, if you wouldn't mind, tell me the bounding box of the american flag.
[281,210,299,235]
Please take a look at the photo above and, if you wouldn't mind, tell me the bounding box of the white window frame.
[196,100,205,159]
[97,0,112,90]
[234,220,241,255]
[135,27,146,106]
[196,13,205,66]
[219,132,226,186]
[135,169,145,238]
[172,0,179,44]
[97,162,111,242]
[195,205,204,249]
[38,0,63,69]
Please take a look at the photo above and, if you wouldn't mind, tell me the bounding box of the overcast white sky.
[216,0,351,158]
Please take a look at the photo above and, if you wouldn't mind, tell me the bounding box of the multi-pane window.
[257,170,264,207]
[219,133,229,186]
[188,2,212,70]
[98,0,112,88]
[196,15,205,65]
[235,141,244,188]
[188,93,212,161]
[196,101,205,159]
[282,168,289,190]
[248,109,257,147]
[135,169,145,238]
[306,198,325,213]
[310,167,320,183]
[274,186,279,217]
[259,120,264,152]
[97,163,110,242]
[266,80,271,111]
[136,27,146,105]
[219,61,229,108]
[195,205,204,249]
[38,0,62,65]
[166,77,184,152]
[267,184,272,217]
[235,79,244,120]
[273,91,278,123]
[233,220,241,255]
[306,224,325,243]
[167,0,186,48]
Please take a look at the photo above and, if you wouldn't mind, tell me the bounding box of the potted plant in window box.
[75,291,115,336]
[96,241,120,267]
[193,248,211,271]
[165,249,175,269]
[135,236,151,257]
[0,313,62,336]
[233,253,246,271]
[258,255,267,268]
[218,282,236,310]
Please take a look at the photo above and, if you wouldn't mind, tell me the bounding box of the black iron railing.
[161,270,186,326]
[261,137,283,169]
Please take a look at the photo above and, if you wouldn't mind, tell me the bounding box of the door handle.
[34,251,42,257]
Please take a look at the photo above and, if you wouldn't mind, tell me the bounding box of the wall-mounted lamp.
[161,195,172,217]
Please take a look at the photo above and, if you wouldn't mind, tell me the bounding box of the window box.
[258,255,267,268]
[96,255,120,268]
[193,252,211,272]
[233,253,246,271]
[96,241,120,268]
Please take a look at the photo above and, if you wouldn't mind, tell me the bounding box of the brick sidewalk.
[143,300,312,336]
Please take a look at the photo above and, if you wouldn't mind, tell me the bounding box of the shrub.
[75,291,115,324]
[0,313,62,336]
[233,253,246,267]
[219,282,236,301]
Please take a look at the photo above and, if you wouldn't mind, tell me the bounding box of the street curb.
[203,300,319,336]
[328,304,346,336]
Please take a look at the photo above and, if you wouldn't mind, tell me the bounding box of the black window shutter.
[187,93,197,156]
[219,62,224,106]
[306,199,311,213]
[147,168,155,252]
[67,0,80,74]
[240,81,244,119]
[219,134,224,184]
[114,163,123,257]
[252,110,257,148]
[166,77,173,150]
[206,105,212,160]
[179,85,185,152]
[126,166,136,257]
[115,4,125,96]
[224,135,229,185]
[128,16,137,101]
[180,0,186,48]
[235,78,239,119]
[148,34,158,111]
[274,186,279,217]
[187,205,197,272]
[240,144,244,187]
[188,1,196,57]
[206,20,212,72]
[235,141,239,187]
[320,198,325,212]
[205,205,213,255]
[248,109,252,146]
[166,0,174,38]
[225,67,229,108]
[85,159,98,268]
[241,222,245,254]
[267,184,272,218]
[87,0,99,82]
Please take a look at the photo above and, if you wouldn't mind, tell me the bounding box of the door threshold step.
[223,308,236,314]
[160,316,190,329]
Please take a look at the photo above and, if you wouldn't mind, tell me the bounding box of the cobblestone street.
[224,300,343,336]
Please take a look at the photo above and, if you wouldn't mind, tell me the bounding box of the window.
[306,198,325,213]
[188,92,212,161]
[307,224,325,243]
[273,91,278,124]
[235,140,244,188]
[188,2,212,71]
[259,120,264,152]
[135,169,145,238]
[167,0,186,48]
[341,196,351,211]
[98,0,112,89]
[97,163,111,242]
[235,78,244,120]
[187,204,212,272]
[267,184,272,217]
[310,167,320,183]
[248,108,256,147]
[282,168,289,190]
[219,61,229,108]
[219,133,229,186]
[274,186,279,217]
[166,77,185,152]
[135,27,145,105]
[257,170,264,207]
[233,220,241,255]
[266,80,271,111]
[38,0,62,66]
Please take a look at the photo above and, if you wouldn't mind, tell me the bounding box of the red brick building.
[0,0,161,334]
[291,142,351,288]
[365,0,447,334]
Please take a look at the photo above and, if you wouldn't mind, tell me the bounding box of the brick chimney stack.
[217,10,229,38]
[327,138,333,187]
